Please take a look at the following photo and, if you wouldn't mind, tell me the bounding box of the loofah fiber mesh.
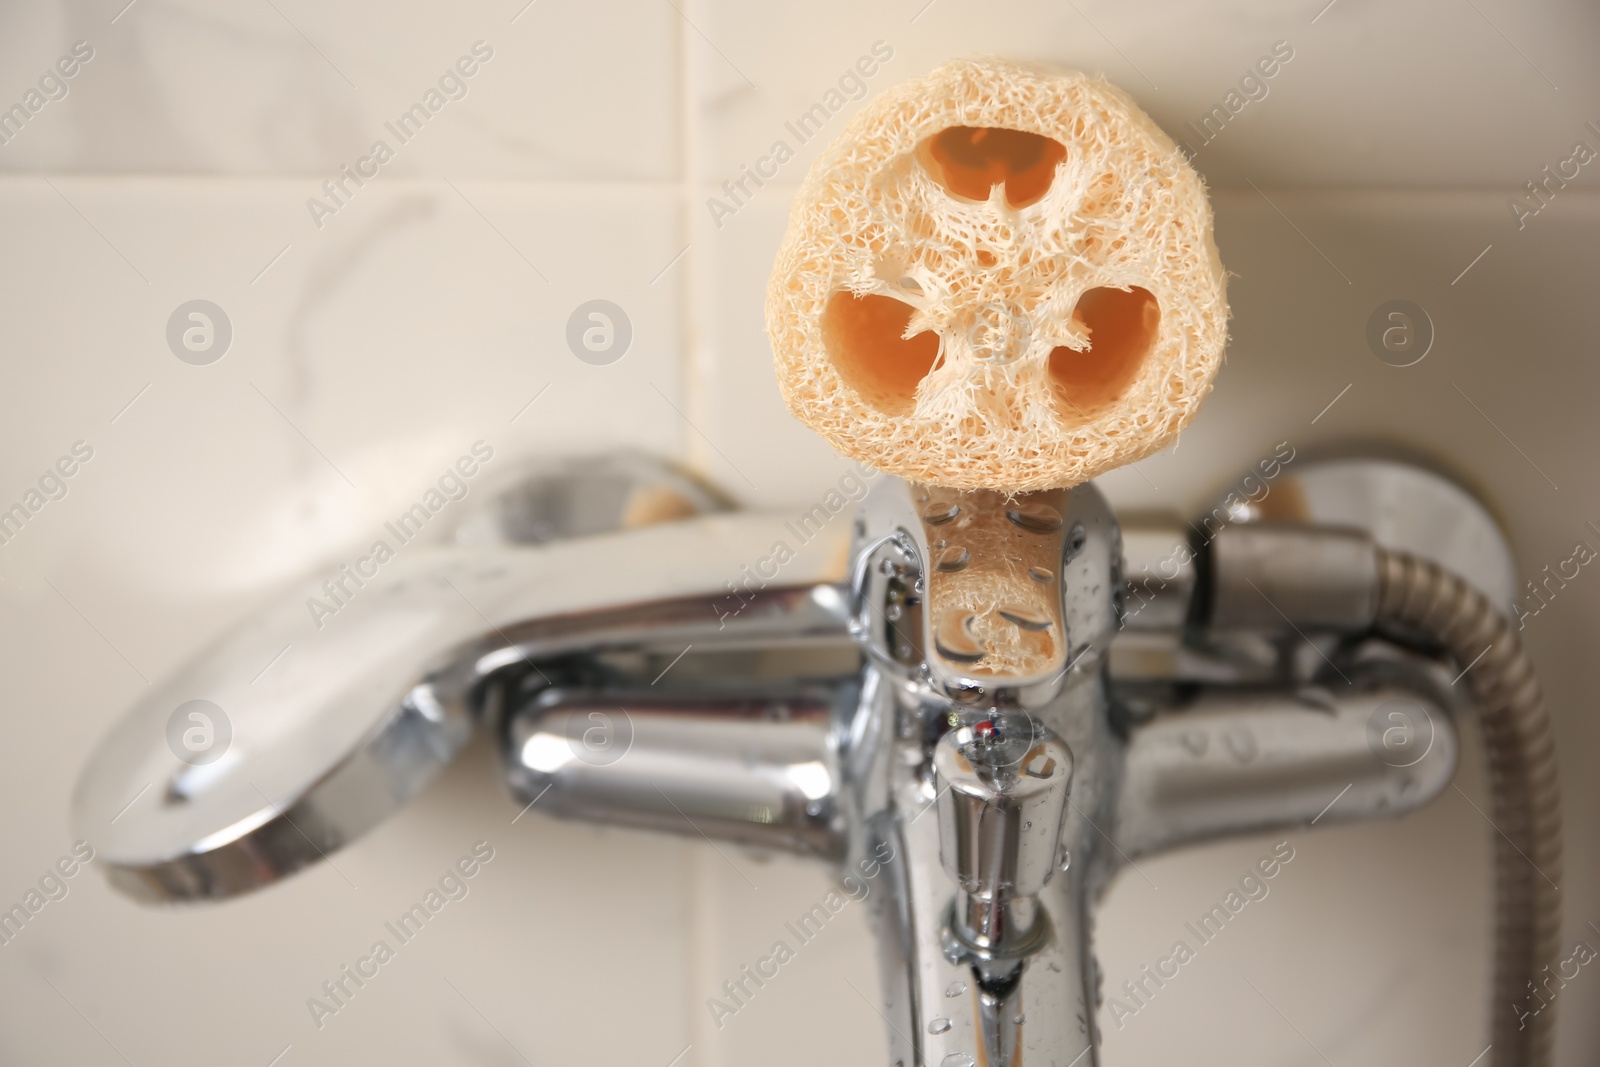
[766,58,1229,493]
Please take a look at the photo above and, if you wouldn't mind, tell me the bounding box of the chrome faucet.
[73,451,1559,1066]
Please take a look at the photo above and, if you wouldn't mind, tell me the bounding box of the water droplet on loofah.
[924,501,961,525]
[1028,566,1056,583]
[1004,503,1062,533]
[936,546,971,572]
[934,612,986,663]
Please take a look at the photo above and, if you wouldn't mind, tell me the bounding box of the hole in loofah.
[1049,286,1160,414]
[918,127,1067,209]
[822,292,941,415]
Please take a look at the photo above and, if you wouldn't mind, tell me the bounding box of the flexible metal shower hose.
[1375,548,1562,1067]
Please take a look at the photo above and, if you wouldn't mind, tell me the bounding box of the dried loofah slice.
[766,58,1228,492]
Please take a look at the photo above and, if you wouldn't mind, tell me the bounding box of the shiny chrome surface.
[505,685,852,860]
[73,450,1516,1065]
[935,717,1072,908]
[1200,522,1381,632]
[1117,518,1196,634]
[907,485,1073,691]
[73,511,846,901]
[1248,455,1518,609]
[847,476,1119,1067]
[853,477,1116,710]
[1114,683,1458,861]
[930,715,1073,1067]
[445,450,731,547]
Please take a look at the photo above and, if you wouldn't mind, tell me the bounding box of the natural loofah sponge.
[766,58,1228,493]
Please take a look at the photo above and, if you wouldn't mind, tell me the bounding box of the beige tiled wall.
[1,1,1597,1065]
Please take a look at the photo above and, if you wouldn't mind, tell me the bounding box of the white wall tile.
[689,0,1600,189]
[690,847,886,1067]
[0,0,681,180]
[0,175,688,618]
[0,731,698,1067]
[685,181,863,511]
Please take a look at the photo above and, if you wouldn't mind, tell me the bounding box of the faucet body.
[75,458,1486,1064]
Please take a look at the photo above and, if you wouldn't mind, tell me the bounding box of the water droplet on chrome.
[937,546,970,572]
[1004,502,1062,533]
[941,1055,975,1067]
[886,603,904,620]
[1013,1013,1027,1025]
[945,980,967,997]
[924,502,960,525]
[1059,845,1072,871]
[1224,726,1259,763]
[929,1018,952,1035]
[934,613,985,663]
[1064,523,1087,558]
[998,604,1051,631]
[1028,566,1055,583]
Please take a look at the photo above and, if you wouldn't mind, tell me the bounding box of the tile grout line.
[679,0,715,493]
[687,816,715,1066]
[674,19,713,1067]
